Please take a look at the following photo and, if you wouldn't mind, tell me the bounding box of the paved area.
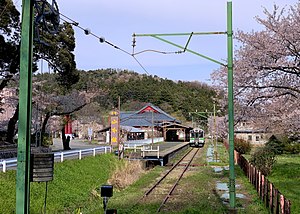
[50,138,108,152]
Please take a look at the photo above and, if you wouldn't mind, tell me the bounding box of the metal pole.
[151,111,154,145]
[213,102,218,161]
[16,0,34,213]
[227,0,236,209]
[134,32,226,37]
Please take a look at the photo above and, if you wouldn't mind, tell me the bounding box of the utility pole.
[118,96,122,159]
[227,1,236,209]
[213,101,218,161]
[16,0,34,213]
[151,111,154,145]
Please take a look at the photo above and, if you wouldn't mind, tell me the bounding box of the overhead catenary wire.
[131,32,199,56]
[59,12,149,74]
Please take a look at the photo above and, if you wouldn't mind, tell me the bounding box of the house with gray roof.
[120,103,184,140]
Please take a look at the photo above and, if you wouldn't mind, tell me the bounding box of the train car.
[189,128,205,148]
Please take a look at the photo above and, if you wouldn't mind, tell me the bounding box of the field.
[267,154,300,213]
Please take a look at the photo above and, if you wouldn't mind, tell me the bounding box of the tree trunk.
[41,112,51,136]
[61,127,71,150]
[6,104,19,144]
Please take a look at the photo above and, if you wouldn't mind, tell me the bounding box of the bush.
[284,143,300,154]
[249,146,276,176]
[266,135,284,155]
[234,137,251,154]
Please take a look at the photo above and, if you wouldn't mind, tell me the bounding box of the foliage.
[73,69,218,122]
[0,0,80,144]
[35,22,79,90]
[234,137,251,154]
[249,146,277,176]
[265,135,285,155]
[211,2,300,137]
[41,134,53,147]
[0,0,20,96]
[284,143,300,154]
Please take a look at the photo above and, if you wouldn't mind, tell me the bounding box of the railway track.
[139,147,200,213]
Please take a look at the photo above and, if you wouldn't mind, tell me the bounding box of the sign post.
[110,110,119,148]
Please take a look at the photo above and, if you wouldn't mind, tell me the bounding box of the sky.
[24,0,299,83]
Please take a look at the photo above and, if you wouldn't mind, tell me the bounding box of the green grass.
[80,142,268,214]
[0,143,279,213]
[0,153,120,213]
[267,154,300,213]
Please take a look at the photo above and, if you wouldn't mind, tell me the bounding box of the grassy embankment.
[0,153,119,213]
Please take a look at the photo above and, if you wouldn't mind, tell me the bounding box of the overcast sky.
[32,1,299,83]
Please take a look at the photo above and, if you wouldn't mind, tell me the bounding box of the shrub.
[234,137,251,154]
[249,146,276,176]
[284,143,300,154]
[265,135,284,155]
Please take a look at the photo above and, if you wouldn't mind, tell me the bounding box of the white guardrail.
[0,146,112,173]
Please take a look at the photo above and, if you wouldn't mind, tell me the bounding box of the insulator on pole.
[99,37,105,43]
[84,28,91,35]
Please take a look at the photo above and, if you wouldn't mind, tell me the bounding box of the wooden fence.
[224,141,291,213]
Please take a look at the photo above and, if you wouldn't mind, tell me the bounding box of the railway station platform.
[127,142,189,166]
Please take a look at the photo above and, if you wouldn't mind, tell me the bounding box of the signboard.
[30,153,54,182]
[110,110,119,147]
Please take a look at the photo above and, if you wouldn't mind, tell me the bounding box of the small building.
[235,121,270,145]
[99,103,192,143]
[120,103,191,142]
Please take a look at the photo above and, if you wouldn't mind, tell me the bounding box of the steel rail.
[157,148,200,212]
[142,148,194,197]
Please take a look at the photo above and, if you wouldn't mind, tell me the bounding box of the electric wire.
[132,55,149,75]
[132,49,182,56]
[59,12,149,74]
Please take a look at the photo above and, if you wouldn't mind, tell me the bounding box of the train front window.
[199,131,204,138]
[190,132,196,138]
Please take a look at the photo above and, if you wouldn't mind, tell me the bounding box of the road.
[51,138,107,152]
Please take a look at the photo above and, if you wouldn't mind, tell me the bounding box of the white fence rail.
[124,137,163,158]
[124,137,163,147]
[0,146,112,173]
[141,145,160,158]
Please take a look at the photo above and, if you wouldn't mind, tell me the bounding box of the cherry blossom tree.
[212,3,300,137]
